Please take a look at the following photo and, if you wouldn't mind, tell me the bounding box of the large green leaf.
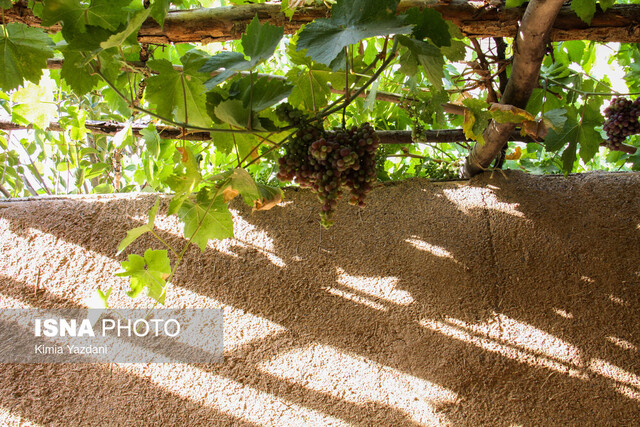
[571,0,596,25]
[397,35,444,89]
[150,0,171,26]
[100,8,151,50]
[11,79,57,129]
[60,50,101,95]
[545,117,579,152]
[116,249,171,304]
[223,168,261,206]
[0,23,54,91]
[146,51,212,127]
[42,0,130,34]
[178,190,234,252]
[578,104,604,163]
[200,16,283,88]
[405,7,450,47]
[241,14,284,64]
[286,68,333,110]
[234,76,292,112]
[296,0,412,68]
[214,100,262,129]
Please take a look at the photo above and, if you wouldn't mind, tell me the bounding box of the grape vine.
[276,104,379,228]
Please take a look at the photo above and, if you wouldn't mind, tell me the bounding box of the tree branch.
[6,0,640,44]
[461,0,566,178]
[0,119,563,146]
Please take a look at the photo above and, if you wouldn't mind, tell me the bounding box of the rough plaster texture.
[0,170,638,426]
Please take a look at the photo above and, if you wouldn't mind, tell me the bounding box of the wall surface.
[0,170,639,426]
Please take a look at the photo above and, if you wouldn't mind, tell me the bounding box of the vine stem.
[91,65,278,135]
[150,230,179,258]
[545,77,640,97]
[318,38,399,120]
[140,179,229,320]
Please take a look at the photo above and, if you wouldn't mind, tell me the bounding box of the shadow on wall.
[0,170,638,425]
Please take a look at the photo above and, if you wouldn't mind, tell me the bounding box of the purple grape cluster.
[603,97,640,149]
[275,104,379,228]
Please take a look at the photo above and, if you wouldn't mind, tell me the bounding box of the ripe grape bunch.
[276,103,379,228]
[603,97,640,149]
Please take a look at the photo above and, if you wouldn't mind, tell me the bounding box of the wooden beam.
[6,1,640,44]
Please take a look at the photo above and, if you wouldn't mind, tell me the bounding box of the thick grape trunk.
[6,0,640,44]
[461,0,567,178]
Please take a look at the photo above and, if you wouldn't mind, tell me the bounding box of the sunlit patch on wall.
[323,287,387,311]
[589,358,640,401]
[609,294,629,307]
[258,343,459,425]
[419,314,587,379]
[123,363,349,426]
[552,308,574,319]
[420,314,640,401]
[405,237,455,261]
[606,336,638,352]
[335,267,413,306]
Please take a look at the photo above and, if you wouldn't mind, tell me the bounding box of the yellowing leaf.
[489,103,536,124]
[222,186,240,202]
[253,184,283,211]
[505,146,522,160]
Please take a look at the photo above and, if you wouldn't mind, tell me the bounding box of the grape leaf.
[0,23,54,91]
[100,8,151,50]
[241,14,284,64]
[178,189,234,251]
[489,103,536,124]
[578,125,602,163]
[296,0,412,68]
[214,100,262,129]
[397,36,444,89]
[578,104,603,163]
[150,0,170,26]
[165,145,202,210]
[235,76,292,112]
[200,16,283,88]
[286,68,332,110]
[561,139,578,174]
[543,108,568,131]
[405,7,450,47]
[254,183,284,211]
[200,52,249,89]
[117,198,161,255]
[11,79,57,129]
[60,50,101,95]
[146,51,212,127]
[140,125,161,159]
[462,99,492,145]
[116,249,171,304]
[599,0,615,12]
[209,126,260,159]
[571,0,596,25]
[42,0,129,34]
[222,168,261,206]
[545,117,579,152]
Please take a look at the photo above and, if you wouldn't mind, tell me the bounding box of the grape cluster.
[276,104,379,228]
[603,97,640,149]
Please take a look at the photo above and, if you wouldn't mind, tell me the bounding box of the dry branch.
[6,0,640,44]
[0,119,540,144]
